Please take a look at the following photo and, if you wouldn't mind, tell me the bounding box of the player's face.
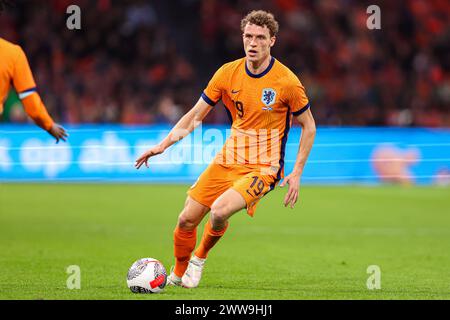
[243,23,275,63]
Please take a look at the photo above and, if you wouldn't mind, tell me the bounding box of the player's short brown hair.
[241,10,279,37]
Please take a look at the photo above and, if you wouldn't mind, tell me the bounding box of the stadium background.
[1,0,448,126]
[0,0,449,300]
[0,0,448,184]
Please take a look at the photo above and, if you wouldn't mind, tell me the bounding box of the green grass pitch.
[0,184,449,300]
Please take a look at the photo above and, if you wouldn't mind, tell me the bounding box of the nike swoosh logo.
[231,90,241,94]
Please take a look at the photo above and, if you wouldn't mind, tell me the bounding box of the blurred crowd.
[0,0,449,126]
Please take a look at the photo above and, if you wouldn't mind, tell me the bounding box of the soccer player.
[0,38,67,142]
[135,10,316,288]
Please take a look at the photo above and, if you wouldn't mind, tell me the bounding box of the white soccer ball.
[126,258,167,294]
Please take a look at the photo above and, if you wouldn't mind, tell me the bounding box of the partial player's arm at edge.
[135,97,213,169]
[20,92,53,130]
[20,93,68,143]
[280,108,316,208]
[13,47,68,143]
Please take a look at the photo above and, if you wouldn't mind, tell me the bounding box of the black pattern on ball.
[127,259,148,281]
[129,286,153,294]
[154,262,168,289]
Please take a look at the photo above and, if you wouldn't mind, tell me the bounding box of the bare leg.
[210,188,246,231]
[177,196,210,230]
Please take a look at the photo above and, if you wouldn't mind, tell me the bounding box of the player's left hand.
[280,172,301,209]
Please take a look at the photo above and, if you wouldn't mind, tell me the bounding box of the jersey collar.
[245,57,275,78]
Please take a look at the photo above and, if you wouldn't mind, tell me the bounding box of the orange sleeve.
[283,75,310,116]
[12,46,54,130]
[12,46,36,93]
[21,94,54,131]
[202,65,227,106]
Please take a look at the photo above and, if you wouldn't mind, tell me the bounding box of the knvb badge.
[261,88,276,111]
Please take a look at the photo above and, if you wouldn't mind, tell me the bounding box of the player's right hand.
[47,123,68,143]
[135,145,165,169]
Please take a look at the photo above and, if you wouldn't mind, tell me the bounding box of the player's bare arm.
[135,98,212,169]
[280,108,316,209]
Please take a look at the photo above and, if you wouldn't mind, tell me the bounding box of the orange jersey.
[202,57,310,180]
[0,38,36,113]
[0,38,54,129]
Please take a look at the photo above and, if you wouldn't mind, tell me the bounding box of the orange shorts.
[187,162,279,217]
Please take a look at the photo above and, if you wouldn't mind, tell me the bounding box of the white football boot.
[166,266,182,287]
[181,255,206,288]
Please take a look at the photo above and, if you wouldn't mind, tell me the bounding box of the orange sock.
[173,226,197,277]
[194,220,229,259]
